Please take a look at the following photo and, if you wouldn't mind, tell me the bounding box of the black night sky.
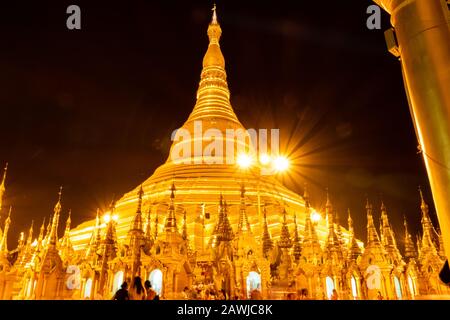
[0,0,438,248]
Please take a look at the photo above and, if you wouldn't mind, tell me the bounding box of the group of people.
[112,277,159,300]
[113,281,387,300]
[180,285,263,300]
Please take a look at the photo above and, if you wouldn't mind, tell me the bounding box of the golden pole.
[373,0,450,259]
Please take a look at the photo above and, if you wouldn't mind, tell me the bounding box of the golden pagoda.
[70,6,349,264]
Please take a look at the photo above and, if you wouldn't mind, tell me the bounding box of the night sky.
[0,0,438,248]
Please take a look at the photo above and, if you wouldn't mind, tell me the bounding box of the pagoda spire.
[185,4,241,127]
[128,186,146,277]
[416,235,422,257]
[64,210,71,234]
[380,201,397,248]
[302,184,318,243]
[0,162,7,213]
[335,210,345,249]
[164,182,179,234]
[145,206,152,240]
[418,186,438,253]
[44,214,52,245]
[182,209,188,241]
[85,209,101,260]
[347,209,361,261]
[47,187,62,249]
[237,185,251,234]
[98,200,118,292]
[437,229,446,259]
[36,217,46,252]
[26,220,34,248]
[365,198,382,248]
[60,210,72,246]
[211,195,234,247]
[403,216,417,260]
[325,190,339,247]
[154,210,159,240]
[261,205,273,258]
[131,185,144,231]
[303,182,310,207]
[212,3,218,24]
[17,220,34,267]
[379,202,403,263]
[60,210,74,262]
[0,206,11,269]
[0,206,12,255]
[278,208,292,248]
[292,211,302,261]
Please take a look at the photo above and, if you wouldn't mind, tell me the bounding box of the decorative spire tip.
[211,3,218,24]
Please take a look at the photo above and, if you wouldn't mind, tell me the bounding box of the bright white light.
[259,153,271,165]
[273,156,289,172]
[31,239,38,247]
[112,214,119,222]
[237,153,253,169]
[103,214,111,223]
[311,211,321,222]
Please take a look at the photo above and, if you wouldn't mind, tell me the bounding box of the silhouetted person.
[112,282,129,300]
[439,259,450,287]
[129,277,146,300]
[377,291,384,300]
[331,289,338,300]
[144,280,157,300]
[301,288,309,300]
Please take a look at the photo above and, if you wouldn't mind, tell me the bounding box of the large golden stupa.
[70,7,349,252]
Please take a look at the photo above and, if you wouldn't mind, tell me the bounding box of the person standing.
[129,277,146,300]
[144,280,157,300]
[377,291,384,300]
[112,282,130,300]
[331,289,339,300]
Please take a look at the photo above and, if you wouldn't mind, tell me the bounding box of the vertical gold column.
[374,0,450,259]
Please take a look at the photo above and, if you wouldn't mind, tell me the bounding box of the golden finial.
[365,195,372,211]
[138,184,144,197]
[282,207,287,223]
[211,3,218,24]
[348,209,353,229]
[418,185,423,199]
[1,162,8,183]
[303,182,309,199]
[66,210,72,225]
[325,187,332,208]
[418,185,428,208]
[170,181,176,199]
[219,192,224,206]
